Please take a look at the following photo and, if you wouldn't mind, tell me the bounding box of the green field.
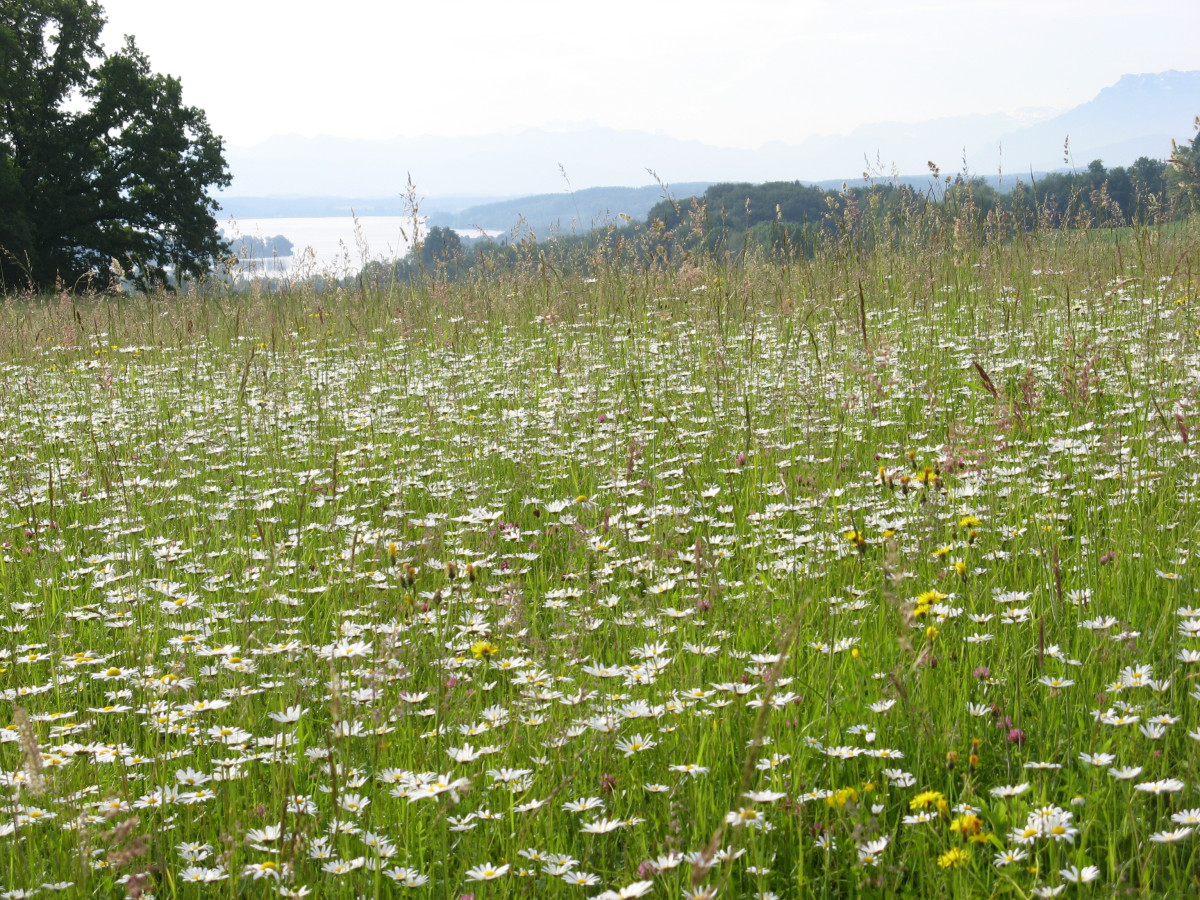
[1,220,1198,898]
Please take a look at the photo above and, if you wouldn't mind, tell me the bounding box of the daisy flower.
[1059,865,1101,883]
[243,861,283,881]
[989,783,1030,798]
[464,862,510,881]
[615,733,657,756]
[580,818,624,834]
[1135,778,1185,794]
[993,848,1028,867]
[384,867,429,886]
[1149,827,1193,843]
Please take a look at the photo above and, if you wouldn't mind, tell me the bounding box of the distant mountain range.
[219,70,1199,230]
[971,71,1199,175]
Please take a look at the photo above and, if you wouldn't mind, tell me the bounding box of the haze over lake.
[220,216,422,277]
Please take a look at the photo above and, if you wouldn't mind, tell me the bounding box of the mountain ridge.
[219,70,1199,203]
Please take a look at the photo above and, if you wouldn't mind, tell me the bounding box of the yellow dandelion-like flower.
[910,790,945,811]
[825,787,859,808]
[470,641,499,659]
[938,846,970,868]
[950,813,982,836]
[914,589,946,614]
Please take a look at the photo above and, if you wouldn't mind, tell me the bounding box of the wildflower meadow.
[0,217,1198,898]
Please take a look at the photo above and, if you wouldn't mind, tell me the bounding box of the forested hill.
[432,183,714,236]
[647,155,1183,240]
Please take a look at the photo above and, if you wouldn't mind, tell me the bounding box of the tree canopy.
[418,226,463,270]
[1169,117,1200,214]
[0,0,230,292]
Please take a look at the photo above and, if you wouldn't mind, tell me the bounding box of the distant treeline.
[227,234,294,259]
[640,156,1180,260]
[359,133,1200,286]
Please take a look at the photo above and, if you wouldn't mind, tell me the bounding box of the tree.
[227,234,294,259]
[1129,157,1167,201]
[1168,117,1200,215]
[418,226,463,270]
[0,1,230,292]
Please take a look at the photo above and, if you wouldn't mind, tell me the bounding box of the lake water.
[219,216,430,278]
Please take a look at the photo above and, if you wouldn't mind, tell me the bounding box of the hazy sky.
[97,0,1199,149]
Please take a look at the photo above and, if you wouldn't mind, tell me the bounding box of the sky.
[96,0,1200,150]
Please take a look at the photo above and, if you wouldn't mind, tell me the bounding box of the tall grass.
[0,212,1197,898]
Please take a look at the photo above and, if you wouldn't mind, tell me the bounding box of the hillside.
[432,183,715,236]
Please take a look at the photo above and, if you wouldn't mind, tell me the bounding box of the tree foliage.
[0,0,230,292]
[419,225,463,270]
[1168,117,1200,214]
[227,234,294,260]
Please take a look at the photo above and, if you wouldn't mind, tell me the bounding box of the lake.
[220,216,460,278]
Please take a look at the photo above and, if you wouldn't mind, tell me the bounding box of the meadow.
[0,215,1197,898]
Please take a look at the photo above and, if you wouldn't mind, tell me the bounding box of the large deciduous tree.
[0,0,230,292]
